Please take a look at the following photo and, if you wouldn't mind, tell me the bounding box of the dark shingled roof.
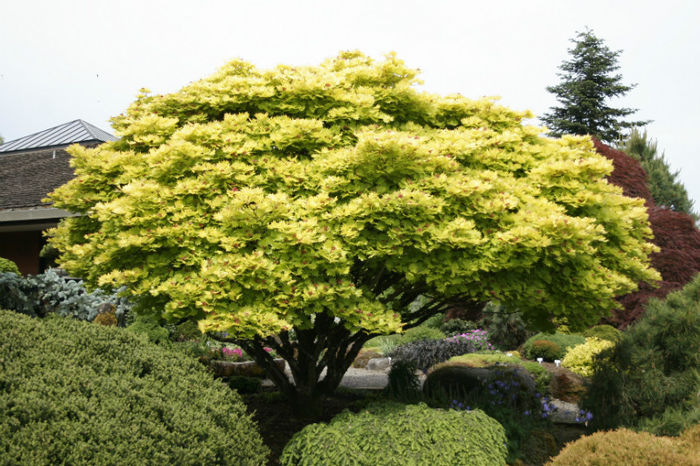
[0,120,117,212]
[0,119,117,154]
[0,147,80,210]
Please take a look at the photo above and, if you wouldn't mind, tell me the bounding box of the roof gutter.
[0,207,80,223]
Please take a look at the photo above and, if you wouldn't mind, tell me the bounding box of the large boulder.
[423,365,537,403]
[549,366,587,404]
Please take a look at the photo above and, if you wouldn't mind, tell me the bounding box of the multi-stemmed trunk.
[215,312,372,416]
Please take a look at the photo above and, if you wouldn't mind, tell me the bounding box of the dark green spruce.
[541,29,649,144]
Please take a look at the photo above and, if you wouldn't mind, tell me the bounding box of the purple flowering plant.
[444,329,494,352]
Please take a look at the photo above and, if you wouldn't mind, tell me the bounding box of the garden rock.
[366,357,392,372]
[549,367,587,404]
[423,365,537,400]
[548,399,581,424]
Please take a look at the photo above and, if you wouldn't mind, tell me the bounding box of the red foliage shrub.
[593,139,700,328]
[595,139,654,206]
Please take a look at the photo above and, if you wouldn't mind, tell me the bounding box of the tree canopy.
[541,29,649,143]
[48,52,659,409]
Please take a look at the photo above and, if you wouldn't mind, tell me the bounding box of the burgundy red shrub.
[593,139,700,327]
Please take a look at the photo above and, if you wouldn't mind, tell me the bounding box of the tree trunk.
[227,312,372,416]
[209,292,455,415]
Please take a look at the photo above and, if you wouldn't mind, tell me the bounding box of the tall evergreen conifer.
[542,29,649,143]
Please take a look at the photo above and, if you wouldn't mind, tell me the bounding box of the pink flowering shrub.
[217,346,277,362]
[445,329,494,352]
[221,347,245,361]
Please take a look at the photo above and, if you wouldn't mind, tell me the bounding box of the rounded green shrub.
[523,332,585,360]
[583,324,622,342]
[583,274,700,433]
[635,404,700,437]
[528,339,563,361]
[280,402,507,466]
[0,257,19,274]
[0,310,268,465]
[562,337,615,377]
[548,428,699,465]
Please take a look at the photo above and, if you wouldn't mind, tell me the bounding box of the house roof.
[0,119,117,154]
[0,120,117,218]
[0,146,78,211]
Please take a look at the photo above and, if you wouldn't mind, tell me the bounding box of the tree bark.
[212,311,374,416]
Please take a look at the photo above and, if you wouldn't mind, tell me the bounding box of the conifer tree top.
[542,29,649,144]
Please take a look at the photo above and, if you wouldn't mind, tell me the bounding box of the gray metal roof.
[0,120,118,153]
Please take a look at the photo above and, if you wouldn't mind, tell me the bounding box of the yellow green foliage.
[0,257,19,274]
[548,426,700,465]
[47,52,659,340]
[562,337,615,377]
[281,402,508,465]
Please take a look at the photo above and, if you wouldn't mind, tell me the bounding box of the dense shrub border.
[0,310,268,465]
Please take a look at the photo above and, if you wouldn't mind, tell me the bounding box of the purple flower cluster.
[445,329,494,352]
[450,400,471,411]
[540,395,556,419]
[576,409,594,424]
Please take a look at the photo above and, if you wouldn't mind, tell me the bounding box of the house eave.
[0,207,79,223]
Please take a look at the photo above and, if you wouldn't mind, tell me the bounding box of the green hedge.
[0,310,268,465]
[280,402,507,466]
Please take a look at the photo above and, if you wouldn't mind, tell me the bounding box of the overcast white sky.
[1,0,698,207]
